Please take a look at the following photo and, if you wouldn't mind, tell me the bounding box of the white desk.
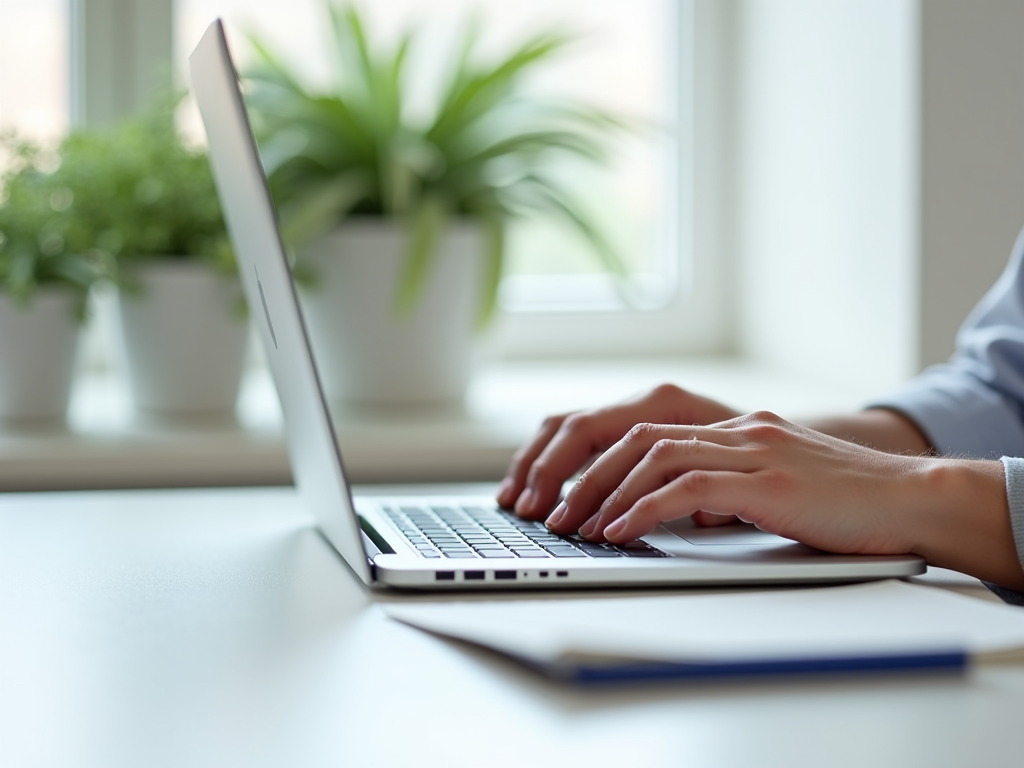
[2,486,1021,768]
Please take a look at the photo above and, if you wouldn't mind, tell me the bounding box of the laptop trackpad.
[659,518,795,546]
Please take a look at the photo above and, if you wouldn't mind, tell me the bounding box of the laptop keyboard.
[383,504,667,560]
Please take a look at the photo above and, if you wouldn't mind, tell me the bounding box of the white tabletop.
[1,486,1021,768]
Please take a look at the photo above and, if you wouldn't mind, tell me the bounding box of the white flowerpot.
[118,260,248,416]
[298,219,484,407]
[0,288,80,422]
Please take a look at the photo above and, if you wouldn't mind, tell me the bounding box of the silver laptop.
[188,19,924,590]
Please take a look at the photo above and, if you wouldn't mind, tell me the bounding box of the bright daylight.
[3,2,1024,767]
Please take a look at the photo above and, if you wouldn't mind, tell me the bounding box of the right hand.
[496,383,741,521]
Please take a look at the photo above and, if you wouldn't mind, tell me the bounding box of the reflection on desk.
[0,486,1021,768]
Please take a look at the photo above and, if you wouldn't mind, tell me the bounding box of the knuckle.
[541,414,566,433]
[560,412,592,436]
[603,485,626,512]
[649,438,679,461]
[650,382,685,401]
[624,422,659,444]
[679,469,711,497]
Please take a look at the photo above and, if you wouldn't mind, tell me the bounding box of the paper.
[386,581,1024,667]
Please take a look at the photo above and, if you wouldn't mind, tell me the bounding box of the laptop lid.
[189,19,373,585]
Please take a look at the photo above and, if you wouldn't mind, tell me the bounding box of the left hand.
[545,410,929,555]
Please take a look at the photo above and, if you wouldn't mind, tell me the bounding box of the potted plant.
[0,135,111,423]
[54,97,248,418]
[244,2,627,407]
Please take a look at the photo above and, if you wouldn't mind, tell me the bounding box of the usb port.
[435,571,455,581]
[494,571,517,580]
[556,571,568,577]
[464,571,485,580]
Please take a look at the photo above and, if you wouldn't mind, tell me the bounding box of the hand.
[545,410,954,556]
[496,384,741,519]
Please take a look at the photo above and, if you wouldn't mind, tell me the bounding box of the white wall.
[919,0,1024,367]
[734,0,919,393]
[731,0,1024,394]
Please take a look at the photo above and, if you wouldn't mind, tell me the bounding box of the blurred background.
[2,0,1023,489]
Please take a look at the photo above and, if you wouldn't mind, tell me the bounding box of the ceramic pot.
[297,219,484,407]
[0,288,80,422]
[118,259,248,416]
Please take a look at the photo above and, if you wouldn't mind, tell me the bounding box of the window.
[176,0,715,357]
[0,0,68,145]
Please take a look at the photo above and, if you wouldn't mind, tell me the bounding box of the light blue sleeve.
[871,224,1024,459]
[870,227,1024,601]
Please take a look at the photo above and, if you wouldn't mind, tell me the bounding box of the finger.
[602,470,759,543]
[516,409,630,518]
[548,423,740,534]
[497,414,568,509]
[582,437,755,540]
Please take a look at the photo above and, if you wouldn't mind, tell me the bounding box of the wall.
[732,0,1024,394]
[919,0,1024,367]
[734,0,919,393]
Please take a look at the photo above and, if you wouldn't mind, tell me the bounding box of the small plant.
[0,96,233,316]
[0,134,112,316]
[52,94,234,280]
[244,1,628,323]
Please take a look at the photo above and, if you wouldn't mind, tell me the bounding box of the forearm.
[804,408,933,455]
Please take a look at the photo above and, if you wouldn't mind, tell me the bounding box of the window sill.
[0,356,882,491]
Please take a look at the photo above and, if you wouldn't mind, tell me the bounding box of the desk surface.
[1,486,1021,768]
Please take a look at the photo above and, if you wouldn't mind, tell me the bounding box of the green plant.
[244,2,628,324]
[51,94,234,279]
[0,134,113,315]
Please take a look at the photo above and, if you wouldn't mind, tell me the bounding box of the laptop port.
[494,571,517,580]
[435,571,455,581]
[539,571,549,577]
[556,571,568,577]
[464,571,485,580]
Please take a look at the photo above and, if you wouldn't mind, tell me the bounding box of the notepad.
[386,580,1024,683]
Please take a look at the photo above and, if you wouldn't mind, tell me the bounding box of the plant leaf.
[395,195,446,315]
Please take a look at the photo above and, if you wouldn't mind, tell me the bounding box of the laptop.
[188,19,925,590]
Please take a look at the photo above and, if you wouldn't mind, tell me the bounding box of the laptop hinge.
[359,516,395,558]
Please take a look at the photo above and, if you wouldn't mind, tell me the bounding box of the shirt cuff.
[869,368,1024,459]
[983,457,1024,605]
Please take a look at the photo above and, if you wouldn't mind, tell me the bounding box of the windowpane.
[0,0,68,144]
[175,0,681,311]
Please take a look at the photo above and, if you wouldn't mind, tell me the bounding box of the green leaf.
[476,212,505,328]
[278,169,374,247]
[395,195,446,315]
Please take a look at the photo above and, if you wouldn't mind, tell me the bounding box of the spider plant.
[243,1,628,325]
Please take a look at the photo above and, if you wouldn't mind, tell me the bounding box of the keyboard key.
[514,551,551,558]
[442,552,478,559]
[544,547,588,558]
[582,548,623,557]
[477,550,516,558]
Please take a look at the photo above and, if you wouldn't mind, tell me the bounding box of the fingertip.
[578,513,600,539]
[514,488,537,517]
[496,477,515,508]
[545,501,567,529]
[603,518,628,543]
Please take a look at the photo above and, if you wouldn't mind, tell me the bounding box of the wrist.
[901,457,1023,588]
